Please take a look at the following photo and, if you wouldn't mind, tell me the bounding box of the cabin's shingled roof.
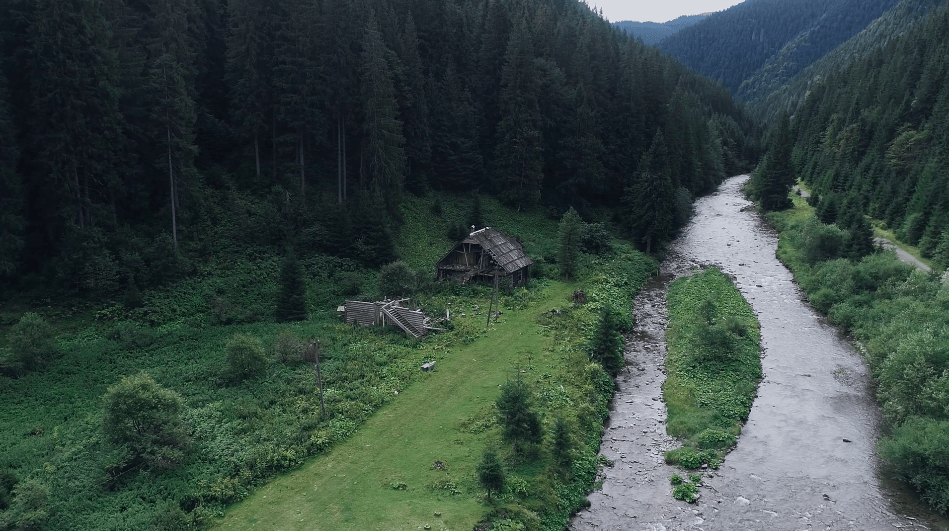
[462,227,533,273]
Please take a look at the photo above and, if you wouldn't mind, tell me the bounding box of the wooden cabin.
[436,227,533,287]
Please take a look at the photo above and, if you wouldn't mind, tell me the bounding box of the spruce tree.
[496,377,543,456]
[361,11,406,209]
[756,113,795,212]
[495,17,543,210]
[589,305,625,377]
[550,415,575,478]
[624,130,675,254]
[0,74,24,276]
[477,446,505,501]
[275,252,307,322]
[558,207,582,279]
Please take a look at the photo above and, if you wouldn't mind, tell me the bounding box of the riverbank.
[572,175,931,530]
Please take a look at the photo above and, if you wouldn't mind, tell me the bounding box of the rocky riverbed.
[571,175,935,531]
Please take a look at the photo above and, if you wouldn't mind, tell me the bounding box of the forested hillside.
[612,14,709,46]
[747,0,944,123]
[0,0,757,300]
[791,2,949,269]
[657,0,901,98]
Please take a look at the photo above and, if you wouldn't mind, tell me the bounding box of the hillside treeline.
[791,3,949,269]
[658,0,901,98]
[0,0,757,297]
[747,0,945,123]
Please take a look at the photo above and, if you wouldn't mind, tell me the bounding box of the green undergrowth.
[662,268,762,470]
[769,201,949,516]
[0,189,656,530]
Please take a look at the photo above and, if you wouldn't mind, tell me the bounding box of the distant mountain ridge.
[613,14,710,46]
[657,0,903,98]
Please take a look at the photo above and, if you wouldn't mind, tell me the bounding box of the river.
[570,175,935,531]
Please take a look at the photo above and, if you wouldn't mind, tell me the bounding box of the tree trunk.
[337,114,343,204]
[299,136,305,196]
[342,113,347,201]
[73,167,83,229]
[168,125,178,252]
[272,111,277,181]
[254,130,260,181]
[83,169,91,227]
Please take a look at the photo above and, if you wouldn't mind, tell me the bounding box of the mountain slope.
[747,0,944,122]
[613,14,709,46]
[658,0,901,97]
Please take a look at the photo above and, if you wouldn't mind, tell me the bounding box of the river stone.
[736,496,751,506]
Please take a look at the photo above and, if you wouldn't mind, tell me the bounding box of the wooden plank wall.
[345,301,378,326]
[391,306,427,330]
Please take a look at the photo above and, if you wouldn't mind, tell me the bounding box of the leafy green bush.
[378,261,414,298]
[800,219,846,265]
[271,330,307,364]
[697,429,736,450]
[226,333,268,381]
[580,222,612,256]
[879,417,949,514]
[8,312,59,371]
[102,373,189,470]
[672,481,698,503]
[1,479,50,530]
[670,474,683,485]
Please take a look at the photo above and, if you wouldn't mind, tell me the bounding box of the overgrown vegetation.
[770,197,949,515]
[662,268,762,470]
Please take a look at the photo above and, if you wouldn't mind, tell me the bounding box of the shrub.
[105,321,157,351]
[580,222,612,256]
[271,330,307,364]
[879,417,949,514]
[378,261,414,298]
[697,429,736,450]
[672,481,698,503]
[226,334,268,381]
[800,219,846,265]
[8,312,59,371]
[2,479,50,530]
[670,474,683,485]
[102,373,188,470]
[0,467,17,511]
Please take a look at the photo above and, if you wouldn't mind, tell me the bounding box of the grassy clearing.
[662,268,762,470]
[0,190,655,530]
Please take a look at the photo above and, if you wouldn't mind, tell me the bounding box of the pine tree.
[558,207,582,279]
[477,446,505,501]
[275,252,307,322]
[550,415,575,478]
[755,113,795,212]
[495,17,543,210]
[0,74,24,276]
[148,0,199,252]
[496,376,542,456]
[361,11,406,210]
[589,305,625,377]
[624,130,675,254]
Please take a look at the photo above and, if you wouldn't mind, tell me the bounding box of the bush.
[800,219,846,265]
[697,429,736,450]
[8,312,59,371]
[672,481,698,503]
[378,261,414,298]
[879,417,949,514]
[580,222,612,256]
[271,330,307,364]
[275,253,307,322]
[102,373,189,470]
[105,321,157,351]
[2,479,50,530]
[226,333,268,381]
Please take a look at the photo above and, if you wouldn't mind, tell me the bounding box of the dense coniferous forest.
[747,0,944,123]
[0,0,757,300]
[612,14,709,46]
[657,0,902,99]
[790,2,949,269]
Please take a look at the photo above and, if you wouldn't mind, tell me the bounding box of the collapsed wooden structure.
[436,227,533,288]
[343,299,438,338]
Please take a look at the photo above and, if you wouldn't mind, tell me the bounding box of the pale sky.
[592,0,747,23]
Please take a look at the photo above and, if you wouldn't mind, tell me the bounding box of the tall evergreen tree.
[496,376,543,456]
[477,446,505,501]
[753,113,795,212]
[226,0,271,181]
[624,130,675,254]
[496,17,543,210]
[148,0,199,251]
[361,11,406,209]
[0,74,24,276]
[275,251,307,322]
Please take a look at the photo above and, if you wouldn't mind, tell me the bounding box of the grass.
[215,281,576,531]
[662,268,762,469]
[0,189,656,530]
